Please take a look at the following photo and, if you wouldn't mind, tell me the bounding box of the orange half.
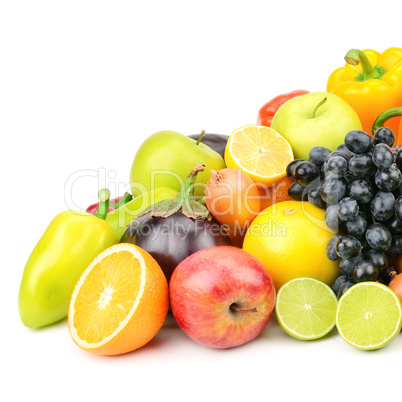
[225,124,294,186]
[68,243,169,355]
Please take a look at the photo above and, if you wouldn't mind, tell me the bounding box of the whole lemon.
[243,200,340,290]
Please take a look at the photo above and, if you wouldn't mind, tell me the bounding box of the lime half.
[275,277,337,340]
[336,282,402,350]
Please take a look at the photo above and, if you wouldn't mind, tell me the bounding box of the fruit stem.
[230,304,258,314]
[136,163,212,220]
[96,188,111,220]
[196,130,206,145]
[312,97,327,119]
[110,192,133,209]
[372,107,402,134]
[177,163,207,202]
[389,271,397,281]
[190,163,205,176]
[344,49,384,81]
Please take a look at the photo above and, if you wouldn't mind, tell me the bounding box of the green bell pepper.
[105,186,177,238]
[18,191,119,329]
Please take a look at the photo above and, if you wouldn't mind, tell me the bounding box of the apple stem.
[196,130,206,145]
[312,97,327,119]
[230,304,258,314]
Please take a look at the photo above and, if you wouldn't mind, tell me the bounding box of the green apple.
[130,130,226,197]
[271,92,363,160]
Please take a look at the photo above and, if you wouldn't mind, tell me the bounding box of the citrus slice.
[336,282,402,350]
[224,124,294,186]
[275,277,337,340]
[68,243,169,355]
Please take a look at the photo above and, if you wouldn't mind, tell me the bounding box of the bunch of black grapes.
[286,127,402,298]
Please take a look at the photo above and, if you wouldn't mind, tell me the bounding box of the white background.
[2,1,402,401]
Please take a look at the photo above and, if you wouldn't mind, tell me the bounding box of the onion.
[388,271,402,304]
[205,168,260,246]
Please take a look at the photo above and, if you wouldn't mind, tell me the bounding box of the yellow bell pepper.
[327,48,402,135]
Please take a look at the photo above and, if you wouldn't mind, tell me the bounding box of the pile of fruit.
[18,47,402,354]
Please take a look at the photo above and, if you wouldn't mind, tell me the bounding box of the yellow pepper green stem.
[344,49,384,81]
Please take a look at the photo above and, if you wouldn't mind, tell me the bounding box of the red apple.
[169,246,276,349]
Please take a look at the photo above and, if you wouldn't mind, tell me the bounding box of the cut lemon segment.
[275,277,337,340]
[225,124,294,186]
[336,282,402,351]
[68,243,169,355]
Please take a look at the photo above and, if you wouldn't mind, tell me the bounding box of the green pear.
[130,130,226,197]
[271,92,363,160]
